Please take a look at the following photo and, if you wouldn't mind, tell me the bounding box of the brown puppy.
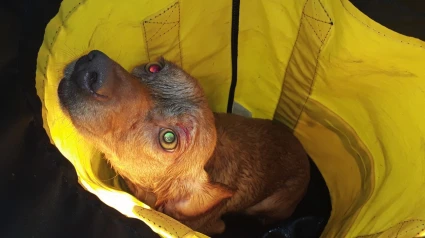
[57,50,310,236]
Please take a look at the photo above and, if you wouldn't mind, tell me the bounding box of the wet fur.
[57,53,310,235]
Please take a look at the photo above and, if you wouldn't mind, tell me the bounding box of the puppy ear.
[157,56,166,66]
[158,182,234,220]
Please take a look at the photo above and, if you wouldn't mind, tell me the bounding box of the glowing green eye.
[163,131,175,143]
[159,129,178,151]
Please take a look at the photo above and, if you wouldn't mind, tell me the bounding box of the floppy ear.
[158,181,234,220]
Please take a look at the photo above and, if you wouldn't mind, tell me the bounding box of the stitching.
[395,222,425,237]
[314,0,319,34]
[144,21,179,24]
[294,22,332,125]
[403,224,425,234]
[146,8,176,42]
[395,221,406,238]
[136,210,180,235]
[143,23,151,61]
[273,0,310,125]
[305,15,325,44]
[318,0,332,22]
[149,23,178,40]
[303,13,332,25]
[355,219,425,238]
[416,227,425,237]
[143,1,182,67]
[145,2,178,21]
[154,212,178,234]
[340,0,423,49]
[293,0,334,126]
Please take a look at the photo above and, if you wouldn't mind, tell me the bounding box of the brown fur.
[57,50,310,236]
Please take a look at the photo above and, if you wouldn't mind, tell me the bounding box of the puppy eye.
[145,62,162,73]
[159,128,178,151]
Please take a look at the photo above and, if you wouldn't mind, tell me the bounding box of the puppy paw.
[198,219,226,236]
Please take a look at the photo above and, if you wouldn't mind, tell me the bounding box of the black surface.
[350,0,425,41]
[1,121,160,238]
[227,0,241,113]
[1,0,424,238]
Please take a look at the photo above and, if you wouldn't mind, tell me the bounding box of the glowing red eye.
[148,64,161,73]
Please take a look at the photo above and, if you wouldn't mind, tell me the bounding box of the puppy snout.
[72,50,112,97]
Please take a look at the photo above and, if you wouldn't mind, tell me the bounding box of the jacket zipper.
[227,0,241,113]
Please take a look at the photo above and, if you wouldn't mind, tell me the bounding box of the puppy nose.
[87,50,98,61]
[72,50,111,96]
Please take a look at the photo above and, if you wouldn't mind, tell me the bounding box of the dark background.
[1,0,424,238]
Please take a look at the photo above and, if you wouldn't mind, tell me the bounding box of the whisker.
[99,172,120,182]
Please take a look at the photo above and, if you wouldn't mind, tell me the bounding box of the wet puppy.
[57,50,310,236]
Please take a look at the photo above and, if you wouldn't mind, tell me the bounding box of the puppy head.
[58,50,232,218]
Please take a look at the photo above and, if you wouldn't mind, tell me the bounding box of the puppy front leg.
[123,178,157,208]
[157,180,233,235]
